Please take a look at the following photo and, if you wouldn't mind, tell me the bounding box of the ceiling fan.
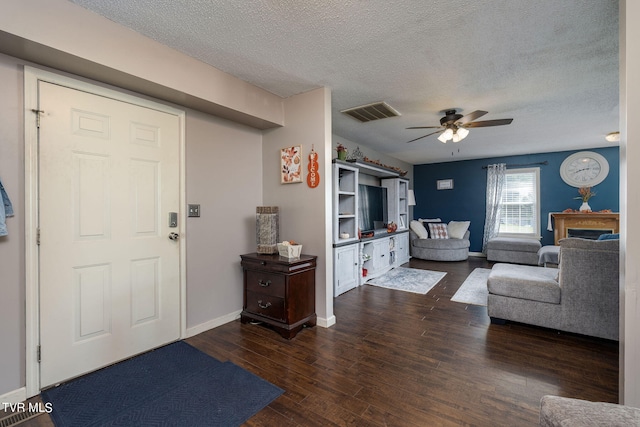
[407,109,513,143]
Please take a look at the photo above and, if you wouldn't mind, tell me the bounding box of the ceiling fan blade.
[406,126,441,129]
[406,130,443,143]
[458,110,488,124]
[463,118,513,128]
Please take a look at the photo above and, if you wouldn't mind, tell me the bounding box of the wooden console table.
[551,213,619,245]
[240,253,316,339]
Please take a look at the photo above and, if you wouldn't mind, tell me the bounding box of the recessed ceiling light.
[605,131,620,142]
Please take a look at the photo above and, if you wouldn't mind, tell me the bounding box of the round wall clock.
[560,151,609,187]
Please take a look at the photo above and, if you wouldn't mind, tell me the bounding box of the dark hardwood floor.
[6,257,618,426]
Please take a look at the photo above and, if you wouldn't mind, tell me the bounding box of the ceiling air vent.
[341,102,400,123]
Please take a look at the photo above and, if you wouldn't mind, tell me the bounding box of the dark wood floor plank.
[16,256,618,426]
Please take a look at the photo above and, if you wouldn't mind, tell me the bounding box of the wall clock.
[560,151,609,187]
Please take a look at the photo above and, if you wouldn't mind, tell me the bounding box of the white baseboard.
[0,387,26,405]
[185,309,242,338]
[186,310,337,337]
[469,252,486,258]
[317,315,336,328]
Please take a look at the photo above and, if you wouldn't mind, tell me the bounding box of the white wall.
[262,88,335,326]
[184,110,264,332]
[0,53,26,398]
[621,0,640,406]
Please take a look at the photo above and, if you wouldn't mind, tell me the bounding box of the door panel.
[39,82,181,388]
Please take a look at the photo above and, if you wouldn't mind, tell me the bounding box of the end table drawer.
[246,291,285,321]
[245,271,285,296]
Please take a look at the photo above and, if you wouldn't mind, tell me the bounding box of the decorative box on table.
[277,243,302,259]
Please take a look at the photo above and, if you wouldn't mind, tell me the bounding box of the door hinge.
[37,345,41,363]
[31,109,44,128]
[36,228,41,245]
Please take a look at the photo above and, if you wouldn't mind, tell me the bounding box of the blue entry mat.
[41,341,283,426]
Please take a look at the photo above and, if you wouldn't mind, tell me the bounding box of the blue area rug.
[41,341,283,427]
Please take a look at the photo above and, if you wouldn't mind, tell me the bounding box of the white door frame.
[23,66,187,397]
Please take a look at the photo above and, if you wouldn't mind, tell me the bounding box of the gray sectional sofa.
[540,395,640,426]
[487,237,619,340]
[409,229,470,261]
[486,236,542,265]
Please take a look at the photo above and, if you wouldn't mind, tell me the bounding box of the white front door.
[38,81,182,388]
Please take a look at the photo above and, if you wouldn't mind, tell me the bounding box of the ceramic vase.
[256,206,279,254]
[579,201,591,212]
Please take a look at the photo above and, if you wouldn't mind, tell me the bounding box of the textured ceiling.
[68,0,619,164]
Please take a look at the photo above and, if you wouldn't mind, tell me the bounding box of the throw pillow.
[410,220,429,239]
[428,222,449,239]
[597,233,619,240]
[448,221,470,239]
[419,218,442,238]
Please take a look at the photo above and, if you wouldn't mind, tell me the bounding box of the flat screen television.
[358,184,388,234]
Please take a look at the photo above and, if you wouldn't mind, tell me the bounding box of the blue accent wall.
[413,147,619,252]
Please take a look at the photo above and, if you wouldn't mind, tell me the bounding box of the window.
[498,167,540,238]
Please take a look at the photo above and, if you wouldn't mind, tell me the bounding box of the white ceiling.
[68,0,619,165]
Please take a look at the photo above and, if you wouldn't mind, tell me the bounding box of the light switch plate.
[188,204,200,217]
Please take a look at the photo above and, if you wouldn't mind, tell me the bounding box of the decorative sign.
[437,179,454,190]
[281,145,302,184]
[307,145,320,188]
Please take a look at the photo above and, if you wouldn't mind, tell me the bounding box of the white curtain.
[482,163,506,253]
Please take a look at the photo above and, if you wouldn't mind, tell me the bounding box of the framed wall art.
[281,145,302,184]
[437,179,454,190]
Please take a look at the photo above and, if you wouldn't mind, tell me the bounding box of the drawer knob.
[261,261,267,265]
[257,300,272,309]
[258,279,271,287]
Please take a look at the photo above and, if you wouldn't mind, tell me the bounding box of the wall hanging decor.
[281,145,302,183]
[307,145,320,188]
[437,179,454,190]
[256,206,279,254]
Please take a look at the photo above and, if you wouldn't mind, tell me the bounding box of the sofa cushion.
[486,237,541,252]
[428,223,449,239]
[488,263,560,304]
[412,234,470,250]
[409,220,429,239]
[447,221,470,239]
[540,395,640,427]
[538,245,560,266]
[419,218,441,237]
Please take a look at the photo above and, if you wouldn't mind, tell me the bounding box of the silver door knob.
[168,232,179,241]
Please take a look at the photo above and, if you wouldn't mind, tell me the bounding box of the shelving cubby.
[333,163,359,244]
[381,177,410,230]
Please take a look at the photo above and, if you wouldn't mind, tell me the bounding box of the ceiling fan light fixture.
[406,109,512,144]
[439,127,454,143]
[457,127,469,139]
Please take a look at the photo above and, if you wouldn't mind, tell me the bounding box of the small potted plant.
[336,143,348,161]
[575,186,595,212]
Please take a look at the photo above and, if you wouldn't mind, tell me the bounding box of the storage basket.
[278,244,302,259]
